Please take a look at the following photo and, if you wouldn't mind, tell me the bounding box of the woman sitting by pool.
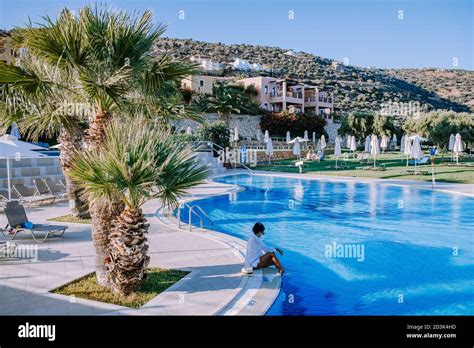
[243,222,284,275]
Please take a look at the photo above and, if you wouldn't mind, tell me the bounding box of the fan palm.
[1,5,198,286]
[69,119,210,295]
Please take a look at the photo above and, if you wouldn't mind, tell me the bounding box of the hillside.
[155,38,473,113]
[388,68,474,111]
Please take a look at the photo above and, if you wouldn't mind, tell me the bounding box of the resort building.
[237,76,335,121]
[181,74,231,95]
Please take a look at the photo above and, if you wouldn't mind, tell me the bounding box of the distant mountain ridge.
[155,38,473,113]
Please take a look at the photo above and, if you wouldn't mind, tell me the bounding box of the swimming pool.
[179,174,474,315]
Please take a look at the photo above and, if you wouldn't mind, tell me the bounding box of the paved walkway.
[0,179,281,316]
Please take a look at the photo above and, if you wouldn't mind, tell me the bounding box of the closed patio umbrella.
[312,131,316,144]
[370,134,380,168]
[380,135,389,154]
[334,136,342,168]
[303,130,309,141]
[346,135,351,148]
[404,135,412,167]
[264,130,270,143]
[364,135,371,153]
[400,134,406,153]
[286,131,291,143]
[350,136,357,158]
[233,127,239,142]
[9,122,20,139]
[410,135,423,174]
[320,135,327,149]
[448,133,455,161]
[266,138,273,163]
[186,126,192,135]
[316,139,321,153]
[453,133,463,164]
[391,134,397,149]
[256,131,261,142]
[293,138,301,159]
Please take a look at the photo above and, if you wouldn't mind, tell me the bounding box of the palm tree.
[1,6,199,286]
[69,119,210,295]
[0,60,91,218]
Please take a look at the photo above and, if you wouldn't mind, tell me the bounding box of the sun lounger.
[59,178,67,190]
[1,201,67,242]
[43,178,67,199]
[13,183,53,206]
[408,156,430,166]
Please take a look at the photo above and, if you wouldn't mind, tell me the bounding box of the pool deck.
[0,178,281,316]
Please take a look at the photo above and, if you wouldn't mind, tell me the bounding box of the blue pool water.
[179,174,474,315]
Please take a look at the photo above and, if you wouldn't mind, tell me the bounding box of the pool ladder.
[177,202,214,231]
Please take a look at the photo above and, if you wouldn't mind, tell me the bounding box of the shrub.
[197,121,231,150]
[260,111,327,138]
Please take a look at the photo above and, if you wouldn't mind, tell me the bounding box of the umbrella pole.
[374,154,376,169]
[6,157,11,201]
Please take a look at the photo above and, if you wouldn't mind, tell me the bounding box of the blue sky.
[0,0,472,70]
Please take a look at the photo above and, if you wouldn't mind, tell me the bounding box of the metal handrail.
[189,204,214,231]
[177,201,214,231]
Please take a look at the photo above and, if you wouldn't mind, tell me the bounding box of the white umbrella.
[293,138,301,159]
[233,127,239,142]
[316,139,321,153]
[404,135,412,167]
[334,136,342,168]
[312,131,316,144]
[264,130,270,143]
[186,126,192,135]
[9,122,20,139]
[453,133,463,164]
[286,131,291,143]
[350,136,357,158]
[370,134,380,168]
[266,138,273,163]
[400,134,406,153]
[256,131,261,142]
[380,135,389,154]
[364,135,371,153]
[0,134,45,155]
[320,135,327,149]
[391,134,397,149]
[346,135,351,148]
[303,130,309,141]
[288,136,309,144]
[410,135,423,174]
[448,133,455,161]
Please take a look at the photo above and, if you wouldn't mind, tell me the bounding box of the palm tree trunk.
[58,123,90,219]
[91,198,124,286]
[108,206,150,295]
[86,110,124,287]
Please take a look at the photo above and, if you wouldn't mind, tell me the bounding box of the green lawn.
[48,214,92,224]
[52,268,189,308]
[255,151,474,184]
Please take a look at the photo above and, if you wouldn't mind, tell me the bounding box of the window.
[272,86,276,96]
[264,85,268,95]
[199,80,204,87]
[264,103,269,110]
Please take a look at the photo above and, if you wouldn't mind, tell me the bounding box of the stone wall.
[172,113,265,139]
[172,113,341,143]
